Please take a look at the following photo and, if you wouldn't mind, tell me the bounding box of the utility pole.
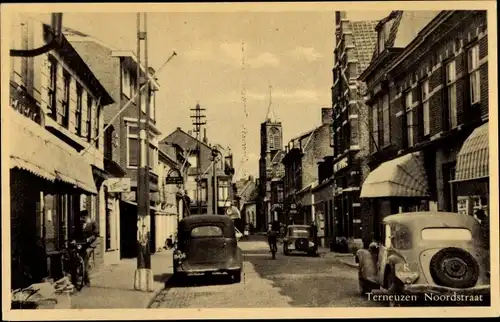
[190,103,206,215]
[134,12,153,292]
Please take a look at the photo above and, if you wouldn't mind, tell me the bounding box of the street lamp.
[211,148,222,215]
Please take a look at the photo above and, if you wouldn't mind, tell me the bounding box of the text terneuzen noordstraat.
[367,293,484,303]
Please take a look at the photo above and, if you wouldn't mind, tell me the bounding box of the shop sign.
[166,169,184,185]
[10,83,42,124]
[333,156,348,173]
[108,178,131,192]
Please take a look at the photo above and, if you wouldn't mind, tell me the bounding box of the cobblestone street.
[149,236,384,308]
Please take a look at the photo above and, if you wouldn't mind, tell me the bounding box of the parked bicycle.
[61,239,95,291]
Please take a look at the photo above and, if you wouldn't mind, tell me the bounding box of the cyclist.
[74,211,98,286]
[267,220,280,254]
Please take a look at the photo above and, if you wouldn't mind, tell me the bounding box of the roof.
[180,214,234,225]
[383,212,480,229]
[161,128,212,152]
[370,11,441,61]
[349,20,379,76]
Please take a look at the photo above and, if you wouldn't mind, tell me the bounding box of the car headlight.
[308,241,315,247]
[77,245,82,250]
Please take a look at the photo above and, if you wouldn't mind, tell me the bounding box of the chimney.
[203,128,208,144]
[321,107,333,124]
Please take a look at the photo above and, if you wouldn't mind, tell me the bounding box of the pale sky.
[30,10,390,180]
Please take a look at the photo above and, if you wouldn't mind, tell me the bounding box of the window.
[468,44,480,104]
[61,71,71,127]
[421,79,430,136]
[421,228,472,241]
[150,91,156,121]
[47,56,57,118]
[446,60,457,129]
[130,74,137,100]
[218,179,230,203]
[405,91,414,147]
[371,103,379,151]
[188,155,197,169]
[191,225,223,238]
[95,105,100,149]
[75,85,83,135]
[148,143,156,170]
[121,66,130,98]
[104,126,114,160]
[378,28,386,53]
[382,94,390,145]
[200,179,208,202]
[127,125,139,167]
[86,94,93,142]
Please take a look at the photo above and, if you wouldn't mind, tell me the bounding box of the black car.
[172,215,243,283]
[283,224,319,256]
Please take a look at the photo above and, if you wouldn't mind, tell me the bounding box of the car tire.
[283,245,289,256]
[430,247,479,289]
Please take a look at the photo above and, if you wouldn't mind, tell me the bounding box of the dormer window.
[378,28,386,53]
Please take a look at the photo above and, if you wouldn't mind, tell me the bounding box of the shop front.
[360,151,430,243]
[452,122,490,217]
[9,111,99,289]
[312,179,335,248]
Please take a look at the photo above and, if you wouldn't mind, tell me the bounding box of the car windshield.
[421,228,472,241]
[191,225,224,238]
[289,227,311,237]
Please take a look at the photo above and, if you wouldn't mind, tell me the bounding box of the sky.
[29,9,391,180]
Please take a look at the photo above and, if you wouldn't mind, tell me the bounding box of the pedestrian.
[475,209,489,249]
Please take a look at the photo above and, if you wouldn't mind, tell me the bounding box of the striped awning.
[454,122,489,182]
[360,151,429,198]
[8,109,98,194]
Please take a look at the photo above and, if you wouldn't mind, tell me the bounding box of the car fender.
[356,249,378,283]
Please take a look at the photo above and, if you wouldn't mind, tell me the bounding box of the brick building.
[359,10,489,241]
[257,119,284,230]
[282,110,332,226]
[65,29,164,258]
[330,12,378,248]
[161,127,235,217]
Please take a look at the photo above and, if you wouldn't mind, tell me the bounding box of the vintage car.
[356,212,490,306]
[172,215,243,283]
[283,224,319,256]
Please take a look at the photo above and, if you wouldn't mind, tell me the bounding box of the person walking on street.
[74,210,99,286]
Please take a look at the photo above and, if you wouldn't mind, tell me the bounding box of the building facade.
[359,10,489,242]
[257,119,284,230]
[161,127,235,216]
[331,12,378,249]
[282,111,333,227]
[66,30,163,258]
[9,15,114,288]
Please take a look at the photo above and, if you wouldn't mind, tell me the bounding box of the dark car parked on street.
[172,215,243,283]
[283,224,319,256]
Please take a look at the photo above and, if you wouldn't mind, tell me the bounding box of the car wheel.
[430,247,479,289]
[283,245,289,256]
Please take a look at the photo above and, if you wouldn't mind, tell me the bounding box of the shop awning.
[360,152,429,198]
[454,122,489,182]
[8,110,98,194]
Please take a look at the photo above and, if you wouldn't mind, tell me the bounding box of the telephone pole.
[190,103,206,215]
[134,12,153,292]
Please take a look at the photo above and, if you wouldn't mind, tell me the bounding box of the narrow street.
[149,236,383,308]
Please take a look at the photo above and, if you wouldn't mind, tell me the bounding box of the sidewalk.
[318,247,358,269]
[69,249,173,309]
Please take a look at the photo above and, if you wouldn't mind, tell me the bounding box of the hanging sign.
[165,168,184,185]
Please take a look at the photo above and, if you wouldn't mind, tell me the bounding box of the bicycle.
[61,240,95,291]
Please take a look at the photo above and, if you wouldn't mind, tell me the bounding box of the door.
[377,224,392,285]
[186,225,227,265]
